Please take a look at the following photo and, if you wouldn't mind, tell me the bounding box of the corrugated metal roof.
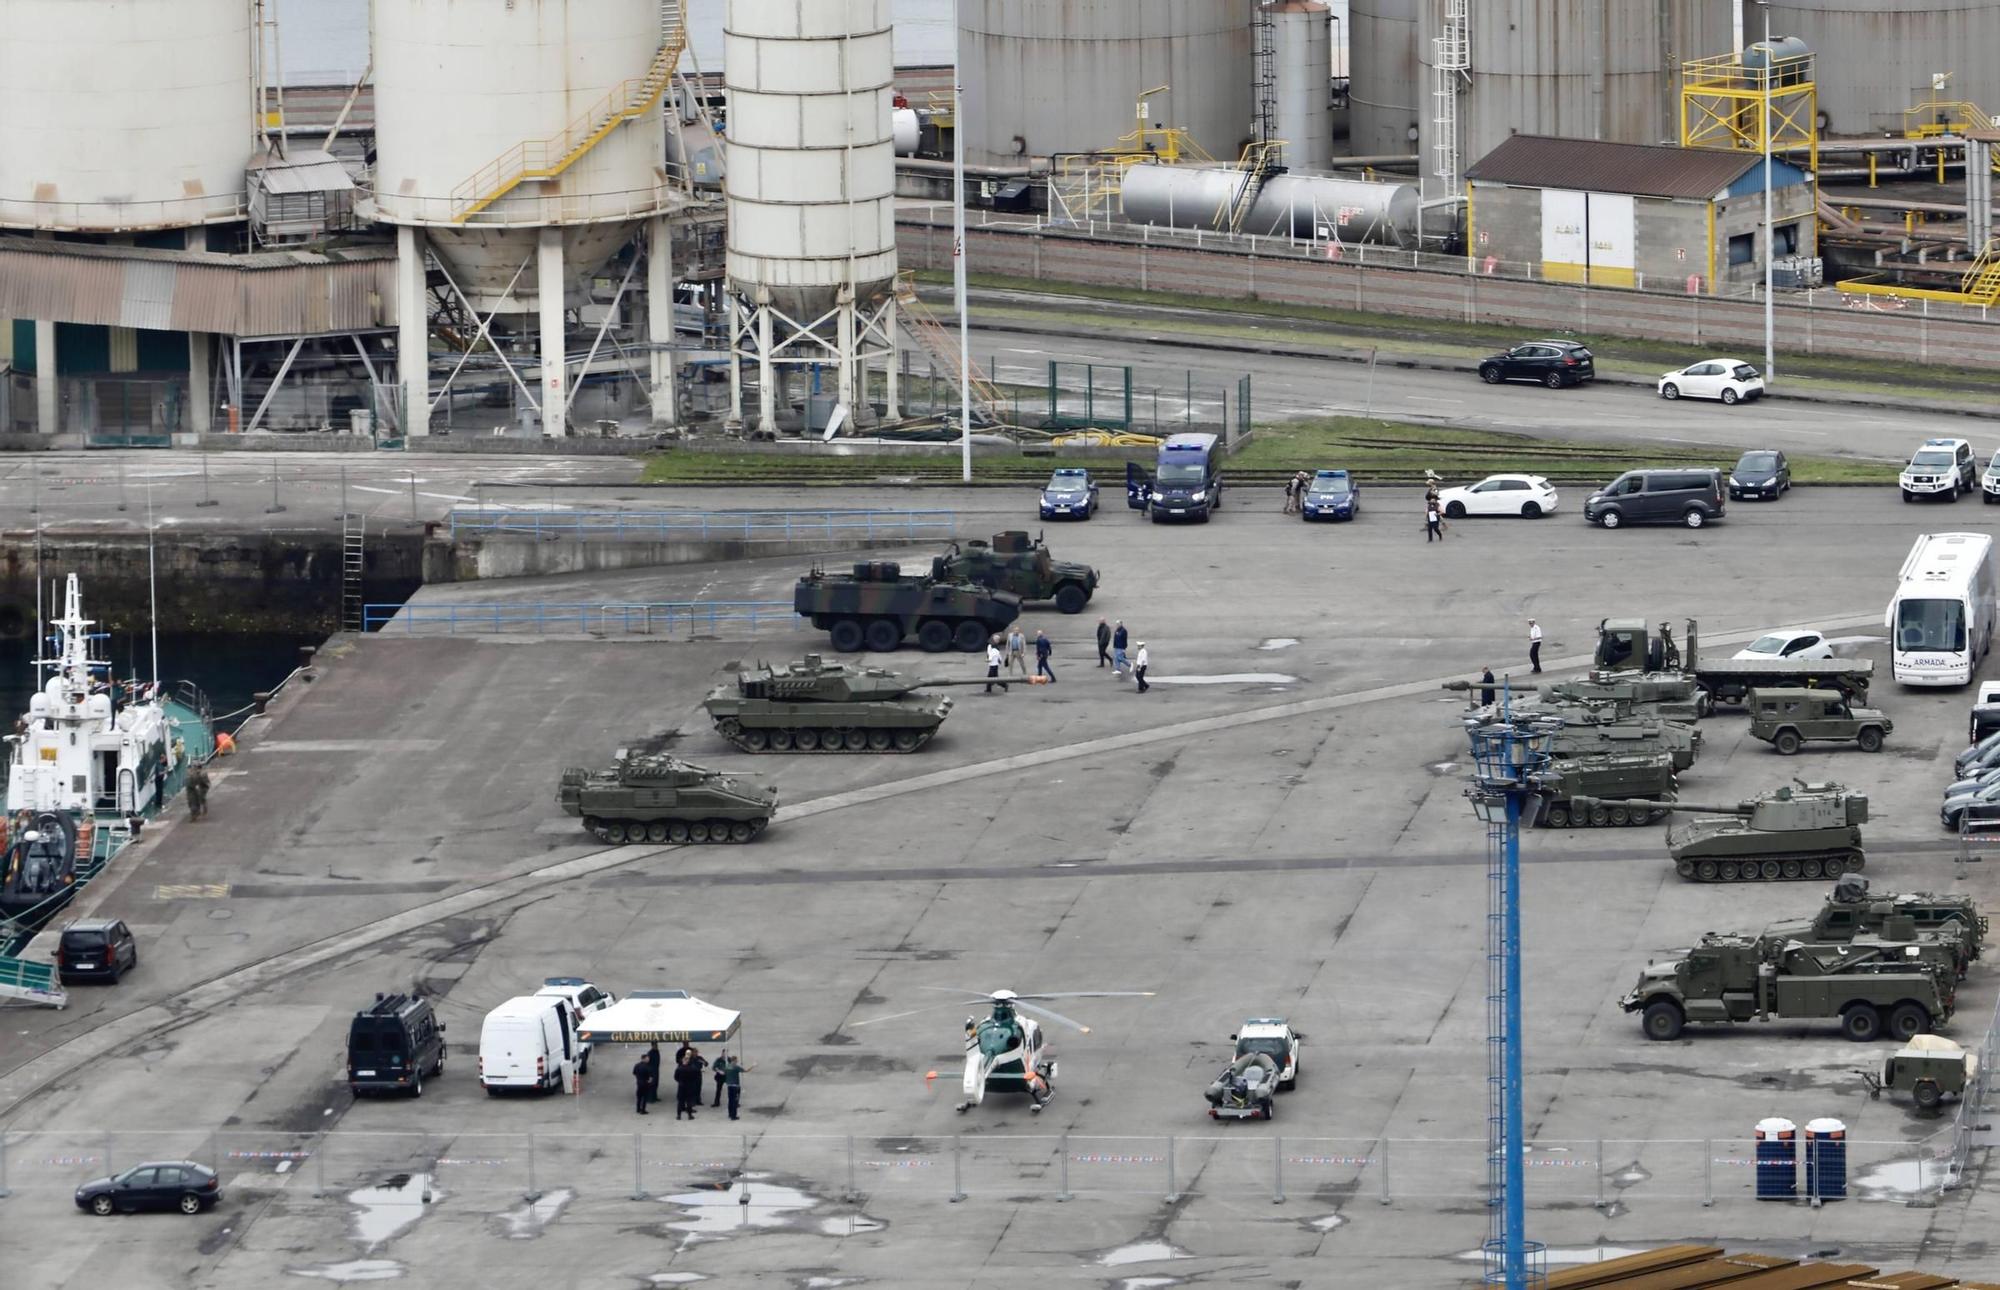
[1466,134,1763,199]
[251,150,357,196]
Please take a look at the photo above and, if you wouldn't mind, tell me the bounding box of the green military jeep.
[1747,687,1892,755]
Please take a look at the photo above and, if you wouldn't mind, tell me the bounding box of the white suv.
[1902,438,1976,502]
[1232,1018,1301,1090]
[1982,450,2000,504]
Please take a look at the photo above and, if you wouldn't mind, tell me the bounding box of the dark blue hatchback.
[1301,469,1360,521]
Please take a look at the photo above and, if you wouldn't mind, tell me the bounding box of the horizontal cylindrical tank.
[1346,0,1422,159]
[1269,1,1335,171]
[725,0,900,318]
[1763,1,2000,135]
[961,0,1253,165]
[0,0,252,231]
[1120,164,1420,246]
[893,108,923,157]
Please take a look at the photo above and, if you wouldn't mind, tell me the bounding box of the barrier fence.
[446,508,960,542]
[362,600,799,637]
[0,1128,1959,1212]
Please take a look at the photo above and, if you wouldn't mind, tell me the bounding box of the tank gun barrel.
[1573,795,1746,815]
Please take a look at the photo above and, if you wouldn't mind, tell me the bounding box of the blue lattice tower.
[1464,688,1553,1290]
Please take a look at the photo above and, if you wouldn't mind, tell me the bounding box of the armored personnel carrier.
[794,561,1022,653]
[1578,781,1867,884]
[935,531,1100,615]
[1766,875,1986,974]
[703,655,994,753]
[1533,752,1678,828]
[557,751,777,845]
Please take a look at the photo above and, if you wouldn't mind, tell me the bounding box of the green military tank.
[1532,752,1678,828]
[1578,781,1868,884]
[1451,685,1702,770]
[703,654,997,753]
[557,751,777,845]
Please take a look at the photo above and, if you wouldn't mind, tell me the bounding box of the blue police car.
[1300,469,1360,522]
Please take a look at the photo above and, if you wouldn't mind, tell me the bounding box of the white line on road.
[420,492,475,502]
[349,485,400,496]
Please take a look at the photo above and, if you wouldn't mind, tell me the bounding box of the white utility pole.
[1760,2,1776,387]
[953,0,972,482]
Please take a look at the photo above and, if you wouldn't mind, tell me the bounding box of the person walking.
[644,1042,663,1104]
[711,1051,729,1107]
[1111,621,1129,676]
[1035,630,1055,683]
[186,764,211,821]
[714,1052,743,1120]
[632,1053,653,1115]
[1479,666,1496,707]
[1004,626,1027,677]
[1528,619,1543,674]
[1133,641,1151,693]
[1425,494,1443,542]
[673,1055,702,1120]
[1095,617,1111,667]
[986,635,1005,693]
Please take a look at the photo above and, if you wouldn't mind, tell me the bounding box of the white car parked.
[1732,629,1835,662]
[1658,358,1765,404]
[1435,474,1560,519]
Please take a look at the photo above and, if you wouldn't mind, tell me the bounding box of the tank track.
[713,720,935,753]
[1675,849,1865,884]
[1541,802,1671,828]
[584,817,769,846]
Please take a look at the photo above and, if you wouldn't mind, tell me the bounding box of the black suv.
[1477,340,1596,389]
[348,992,448,1097]
[58,918,137,984]
[1584,468,1727,529]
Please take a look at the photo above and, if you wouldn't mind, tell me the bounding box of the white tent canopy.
[577,990,741,1047]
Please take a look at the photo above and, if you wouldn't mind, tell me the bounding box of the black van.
[1583,468,1727,529]
[348,993,447,1098]
[58,918,138,983]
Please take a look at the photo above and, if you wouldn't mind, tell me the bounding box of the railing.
[447,508,960,542]
[0,956,63,1007]
[362,601,798,637]
[1941,991,2000,1191]
[0,1128,1962,1212]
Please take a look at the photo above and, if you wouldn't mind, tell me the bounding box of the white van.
[478,996,575,1094]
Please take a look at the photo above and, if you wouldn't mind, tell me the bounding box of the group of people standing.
[1280,470,1313,514]
[633,1042,742,1120]
[986,626,1057,689]
[1094,619,1150,693]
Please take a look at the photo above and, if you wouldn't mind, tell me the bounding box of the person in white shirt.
[1528,619,1543,674]
[1134,642,1151,693]
[986,636,1004,693]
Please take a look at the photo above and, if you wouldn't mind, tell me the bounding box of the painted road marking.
[155,883,231,900]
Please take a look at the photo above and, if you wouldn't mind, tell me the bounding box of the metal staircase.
[1964,244,2000,306]
[1223,141,1285,233]
[341,515,366,632]
[894,274,1006,425]
[1430,0,1470,198]
[448,0,686,223]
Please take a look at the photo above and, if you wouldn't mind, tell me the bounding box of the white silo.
[725,0,900,435]
[368,0,676,436]
[1268,1,1335,170]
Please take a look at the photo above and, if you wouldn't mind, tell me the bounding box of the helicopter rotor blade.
[848,999,988,1027]
[1012,991,1157,1002]
[1012,1000,1093,1033]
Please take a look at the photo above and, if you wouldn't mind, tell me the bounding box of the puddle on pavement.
[1099,1242,1191,1267]
[645,1276,707,1286]
[818,1215,885,1237]
[1256,638,1300,651]
[663,1175,817,1234]
[1118,1280,1181,1290]
[803,1280,864,1288]
[1149,673,1298,686]
[1853,1159,1933,1199]
[348,1174,437,1250]
[500,1187,573,1239]
[1309,1213,1346,1231]
[286,1261,405,1283]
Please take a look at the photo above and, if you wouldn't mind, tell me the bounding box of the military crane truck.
[1622,933,1955,1042]
[1595,618,1874,711]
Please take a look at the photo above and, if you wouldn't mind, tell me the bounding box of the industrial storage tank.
[0,0,252,230]
[1762,1,2000,135]
[1346,0,1422,159]
[725,0,899,319]
[1120,164,1421,247]
[1421,1,1732,189]
[368,0,670,309]
[960,0,1254,165]
[1268,1,1335,171]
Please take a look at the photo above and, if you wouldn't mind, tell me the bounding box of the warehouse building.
[1464,135,1815,294]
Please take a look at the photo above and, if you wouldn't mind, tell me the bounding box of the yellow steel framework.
[1679,49,1818,177]
[1218,139,1287,233]
[1835,245,2000,306]
[449,0,687,224]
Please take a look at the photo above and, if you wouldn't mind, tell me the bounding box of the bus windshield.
[1896,598,1967,653]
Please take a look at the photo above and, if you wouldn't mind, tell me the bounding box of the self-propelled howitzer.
[1576,781,1867,884]
[704,654,1000,753]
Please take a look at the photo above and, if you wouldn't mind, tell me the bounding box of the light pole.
[1757,1,1775,387]
[951,0,972,483]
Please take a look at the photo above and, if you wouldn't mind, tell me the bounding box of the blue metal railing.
[362,600,799,636]
[448,508,959,542]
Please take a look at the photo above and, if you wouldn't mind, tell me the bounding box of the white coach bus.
[1888,532,1996,686]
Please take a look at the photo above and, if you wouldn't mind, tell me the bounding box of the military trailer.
[794,561,1022,653]
[1747,687,1892,754]
[1578,781,1868,883]
[934,531,1100,615]
[1594,617,1874,709]
[703,655,994,752]
[1532,752,1678,828]
[1865,1034,1977,1113]
[1622,932,1955,1042]
[557,752,777,845]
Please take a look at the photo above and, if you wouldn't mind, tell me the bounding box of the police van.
[1127,432,1224,522]
[347,993,447,1098]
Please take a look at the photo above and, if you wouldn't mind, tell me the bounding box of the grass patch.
[928,269,2000,400]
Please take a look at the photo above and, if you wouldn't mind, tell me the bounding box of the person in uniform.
[186,765,212,820]
[633,1054,653,1115]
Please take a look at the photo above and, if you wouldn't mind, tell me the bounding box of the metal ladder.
[1430,0,1470,198]
[448,0,687,223]
[1964,244,2000,306]
[893,273,1006,425]
[341,515,366,632]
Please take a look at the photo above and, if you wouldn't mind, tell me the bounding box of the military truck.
[1747,687,1892,754]
[794,561,1022,653]
[557,751,778,845]
[1578,781,1867,884]
[1594,617,1874,709]
[935,531,1100,615]
[1621,932,1955,1042]
[1532,752,1678,828]
[1766,875,1986,974]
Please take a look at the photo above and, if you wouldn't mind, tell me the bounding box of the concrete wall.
[900,214,2000,369]
[443,534,980,583]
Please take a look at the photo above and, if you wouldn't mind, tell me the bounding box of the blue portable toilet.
[1755,1117,1797,1199]
[1805,1118,1847,1201]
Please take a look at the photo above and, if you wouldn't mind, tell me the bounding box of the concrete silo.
[368,0,678,435]
[1346,0,1423,159]
[1763,1,2000,135]
[1266,1,1336,170]
[961,0,1254,165]
[725,0,900,435]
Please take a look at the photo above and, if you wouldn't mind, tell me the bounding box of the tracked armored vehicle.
[794,560,1022,653]
[1579,781,1867,884]
[703,655,995,753]
[935,531,1100,615]
[1533,752,1678,828]
[558,751,777,845]
[1453,688,1701,770]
